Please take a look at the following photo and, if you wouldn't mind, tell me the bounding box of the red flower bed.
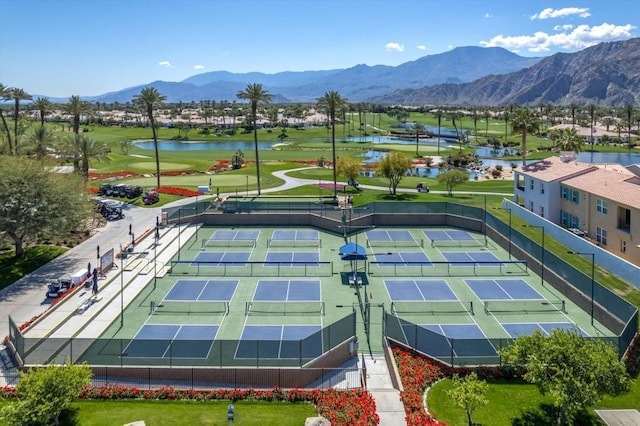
[88,171,140,179]
[2,384,378,425]
[157,186,204,197]
[87,187,99,194]
[393,347,443,425]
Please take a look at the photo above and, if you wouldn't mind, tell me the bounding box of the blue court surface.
[424,229,475,242]
[401,323,496,357]
[124,324,218,358]
[385,279,456,301]
[254,280,321,301]
[192,252,250,266]
[374,252,430,266]
[165,280,238,301]
[465,279,543,300]
[209,230,260,241]
[442,252,503,266]
[502,322,587,338]
[272,230,319,241]
[236,325,322,359]
[265,252,319,266]
[366,230,415,242]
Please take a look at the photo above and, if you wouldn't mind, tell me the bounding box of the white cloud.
[531,7,590,20]
[484,12,493,19]
[416,45,427,50]
[479,23,636,52]
[385,42,404,52]
[554,24,574,31]
[158,61,172,67]
[193,64,205,70]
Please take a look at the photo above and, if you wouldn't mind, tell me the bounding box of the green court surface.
[80,226,614,367]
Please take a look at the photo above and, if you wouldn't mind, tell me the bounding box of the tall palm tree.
[550,127,584,153]
[569,103,579,128]
[447,111,463,152]
[9,87,32,154]
[511,108,540,166]
[0,83,13,154]
[432,109,444,155]
[24,125,56,159]
[33,97,53,127]
[625,104,634,145]
[57,134,110,179]
[237,83,271,195]
[411,121,425,156]
[64,95,93,171]
[134,87,166,188]
[587,104,596,161]
[317,91,349,198]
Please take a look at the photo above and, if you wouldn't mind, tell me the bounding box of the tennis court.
[191,252,251,266]
[366,230,423,247]
[385,279,456,301]
[442,252,503,266]
[268,230,321,247]
[501,322,587,338]
[401,323,497,358]
[373,251,431,266]
[202,230,259,247]
[235,325,323,359]
[124,324,219,358]
[254,279,321,301]
[265,251,319,266]
[465,278,543,300]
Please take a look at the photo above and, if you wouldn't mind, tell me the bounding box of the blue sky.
[0,0,637,97]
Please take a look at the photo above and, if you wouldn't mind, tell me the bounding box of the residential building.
[514,154,640,265]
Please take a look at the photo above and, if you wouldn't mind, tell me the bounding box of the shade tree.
[376,151,412,196]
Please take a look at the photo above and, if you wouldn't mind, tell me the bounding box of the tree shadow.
[58,407,81,426]
[377,193,418,201]
[511,403,604,426]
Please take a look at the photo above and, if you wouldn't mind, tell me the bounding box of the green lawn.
[0,246,68,292]
[429,375,640,426]
[0,400,316,426]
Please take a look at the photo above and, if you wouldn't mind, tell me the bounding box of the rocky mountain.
[85,46,540,103]
[370,38,640,106]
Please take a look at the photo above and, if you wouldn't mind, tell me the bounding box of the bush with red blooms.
[393,347,443,425]
[88,171,140,180]
[1,385,379,425]
[156,186,204,197]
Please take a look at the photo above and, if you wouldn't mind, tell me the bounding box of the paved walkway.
[0,167,503,424]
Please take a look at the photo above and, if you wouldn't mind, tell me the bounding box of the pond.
[133,140,278,151]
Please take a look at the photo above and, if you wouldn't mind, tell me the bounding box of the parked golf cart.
[416,182,430,193]
[125,185,143,199]
[94,198,124,220]
[46,274,73,298]
[143,189,159,205]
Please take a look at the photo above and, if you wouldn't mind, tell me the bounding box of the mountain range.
[52,38,639,107]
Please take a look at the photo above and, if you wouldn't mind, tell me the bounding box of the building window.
[596,199,608,214]
[596,227,607,246]
[540,205,545,218]
[540,184,545,194]
[529,201,534,212]
[529,179,534,190]
[621,240,627,253]
[571,215,579,229]
[571,190,579,204]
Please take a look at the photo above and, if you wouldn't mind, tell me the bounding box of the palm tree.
[24,125,56,159]
[483,109,491,138]
[9,87,32,153]
[569,103,579,128]
[447,111,463,152]
[0,83,13,154]
[587,104,596,161]
[432,109,444,155]
[57,134,110,179]
[511,108,540,166]
[625,104,634,146]
[411,121,425,156]
[33,97,53,127]
[550,127,584,153]
[317,91,349,198]
[64,95,93,171]
[134,87,166,188]
[237,83,272,195]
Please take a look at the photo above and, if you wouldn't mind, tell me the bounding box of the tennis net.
[150,300,229,315]
[483,299,565,314]
[391,300,474,315]
[267,238,322,248]
[201,238,256,248]
[245,301,325,316]
[367,239,424,248]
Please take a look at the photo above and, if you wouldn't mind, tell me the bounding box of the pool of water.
[475,147,518,157]
[134,140,277,151]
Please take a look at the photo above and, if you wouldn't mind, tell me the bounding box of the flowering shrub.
[88,171,140,179]
[87,187,99,194]
[156,186,204,197]
[393,347,443,425]
[3,384,379,425]
[159,170,199,176]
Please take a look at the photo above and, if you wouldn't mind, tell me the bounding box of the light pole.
[177,207,181,261]
[154,216,160,288]
[119,246,148,327]
[523,224,545,286]
[568,251,595,325]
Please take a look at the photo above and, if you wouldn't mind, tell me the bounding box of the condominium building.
[514,153,640,265]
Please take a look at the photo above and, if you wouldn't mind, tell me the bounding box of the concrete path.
[364,355,407,426]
